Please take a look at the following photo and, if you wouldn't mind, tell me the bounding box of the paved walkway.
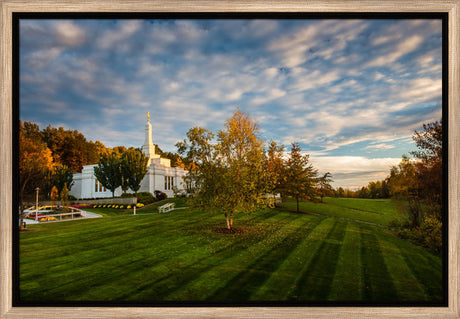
[21,210,102,225]
[82,211,103,218]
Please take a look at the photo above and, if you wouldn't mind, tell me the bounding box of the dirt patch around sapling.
[212,227,248,235]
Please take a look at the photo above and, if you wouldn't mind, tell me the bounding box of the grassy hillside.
[19,198,443,304]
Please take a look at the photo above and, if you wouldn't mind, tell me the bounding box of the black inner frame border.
[11,11,449,308]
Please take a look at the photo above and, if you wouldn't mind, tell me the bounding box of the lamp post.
[34,187,40,221]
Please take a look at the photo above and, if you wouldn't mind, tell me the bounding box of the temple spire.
[142,111,159,159]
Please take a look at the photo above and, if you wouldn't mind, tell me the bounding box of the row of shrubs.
[92,203,145,209]
[389,216,442,254]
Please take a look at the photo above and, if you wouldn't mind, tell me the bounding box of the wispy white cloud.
[98,20,142,50]
[54,21,86,46]
[364,144,395,150]
[366,35,424,68]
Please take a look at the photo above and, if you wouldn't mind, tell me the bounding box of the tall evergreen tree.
[264,140,285,203]
[284,143,317,213]
[317,172,333,202]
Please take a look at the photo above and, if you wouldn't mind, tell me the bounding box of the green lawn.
[279,197,406,226]
[19,197,443,304]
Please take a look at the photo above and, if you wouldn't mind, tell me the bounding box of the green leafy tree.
[317,172,334,202]
[93,152,122,198]
[176,126,217,203]
[264,140,285,203]
[388,156,422,227]
[52,164,74,194]
[284,143,317,213]
[121,148,149,197]
[367,181,382,199]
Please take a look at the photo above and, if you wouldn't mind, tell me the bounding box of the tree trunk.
[224,212,231,230]
[296,196,299,213]
[230,211,233,229]
[19,180,28,231]
[20,197,25,230]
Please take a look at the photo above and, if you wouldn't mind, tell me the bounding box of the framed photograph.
[1,1,459,318]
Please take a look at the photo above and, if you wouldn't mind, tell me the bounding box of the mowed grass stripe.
[360,228,398,301]
[249,217,336,301]
[158,214,314,301]
[279,201,393,226]
[206,217,323,301]
[328,222,363,301]
[290,220,348,301]
[324,198,402,217]
[375,231,427,301]
[383,232,443,301]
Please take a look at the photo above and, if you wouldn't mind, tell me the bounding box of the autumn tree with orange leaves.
[19,123,55,229]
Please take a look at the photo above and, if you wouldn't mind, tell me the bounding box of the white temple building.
[69,113,188,199]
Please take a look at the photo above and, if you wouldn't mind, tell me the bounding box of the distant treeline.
[335,179,390,199]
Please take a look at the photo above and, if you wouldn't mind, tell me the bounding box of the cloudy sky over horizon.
[19,18,443,188]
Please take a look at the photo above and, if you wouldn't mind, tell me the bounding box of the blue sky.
[19,18,443,188]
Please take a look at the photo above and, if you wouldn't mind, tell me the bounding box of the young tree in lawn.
[317,172,333,202]
[19,125,55,230]
[60,183,69,212]
[177,109,267,230]
[215,109,266,230]
[120,148,149,197]
[50,186,59,209]
[264,140,285,204]
[93,152,122,198]
[284,143,317,213]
